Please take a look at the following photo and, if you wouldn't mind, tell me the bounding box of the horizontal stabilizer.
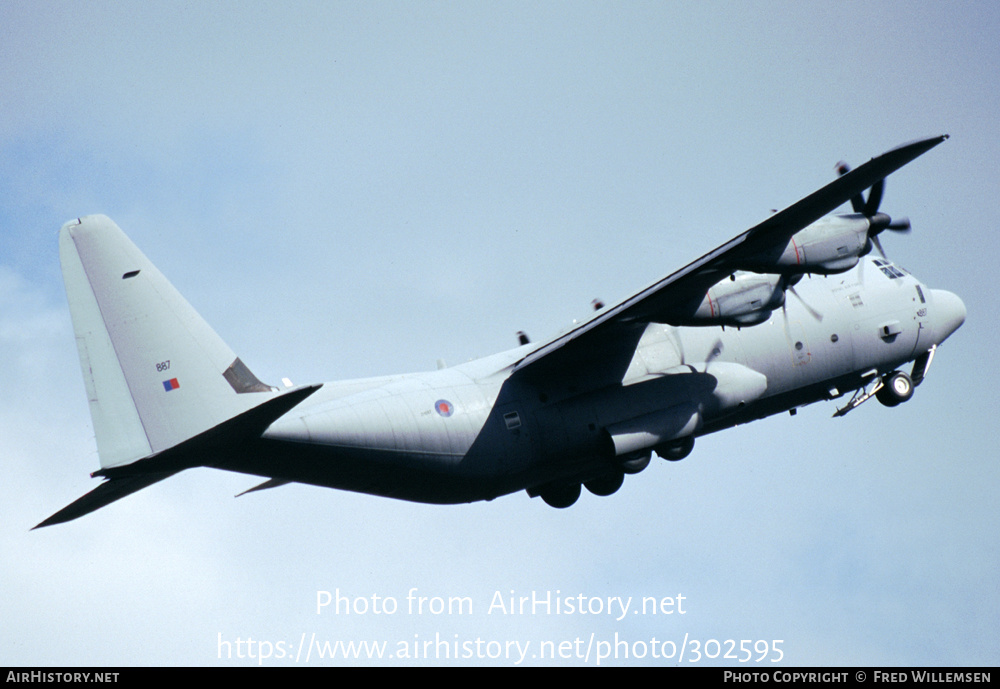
[96,383,323,479]
[33,472,177,529]
[36,384,322,527]
[236,478,291,497]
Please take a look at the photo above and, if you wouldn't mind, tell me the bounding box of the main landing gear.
[533,436,696,508]
[536,465,626,509]
[538,481,581,509]
[655,436,695,462]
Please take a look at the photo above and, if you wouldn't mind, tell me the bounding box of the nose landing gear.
[834,368,918,417]
[875,370,915,407]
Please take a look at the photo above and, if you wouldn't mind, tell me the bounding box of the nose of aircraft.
[929,289,966,344]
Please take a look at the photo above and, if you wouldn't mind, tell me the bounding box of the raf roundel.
[434,399,455,417]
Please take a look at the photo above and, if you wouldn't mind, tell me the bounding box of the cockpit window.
[873,258,906,279]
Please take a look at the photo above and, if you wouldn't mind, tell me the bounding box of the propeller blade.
[888,216,911,233]
[835,161,866,212]
[863,178,884,215]
[835,157,908,259]
[705,338,725,364]
[779,274,822,322]
[788,284,824,321]
[872,235,886,259]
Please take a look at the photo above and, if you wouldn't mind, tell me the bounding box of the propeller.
[705,337,725,364]
[835,161,911,257]
[778,273,823,322]
[787,282,823,321]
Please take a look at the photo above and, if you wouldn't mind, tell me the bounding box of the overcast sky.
[2,1,997,666]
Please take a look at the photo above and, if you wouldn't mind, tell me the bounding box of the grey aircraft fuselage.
[243,255,964,505]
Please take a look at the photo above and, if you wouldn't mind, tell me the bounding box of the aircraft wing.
[511,135,948,387]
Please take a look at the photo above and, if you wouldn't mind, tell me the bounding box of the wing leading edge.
[511,135,948,385]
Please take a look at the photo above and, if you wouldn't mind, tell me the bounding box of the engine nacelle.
[667,272,785,327]
[741,214,871,275]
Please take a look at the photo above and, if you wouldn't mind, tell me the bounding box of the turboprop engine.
[671,212,907,329]
[667,271,785,327]
[740,214,873,275]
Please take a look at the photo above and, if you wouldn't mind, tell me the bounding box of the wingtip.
[891,134,949,153]
[31,511,71,530]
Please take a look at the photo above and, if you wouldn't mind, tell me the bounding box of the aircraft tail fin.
[42,215,322,527]
[60,215,280,469]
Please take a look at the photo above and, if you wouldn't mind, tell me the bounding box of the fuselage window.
[503,411,522,431]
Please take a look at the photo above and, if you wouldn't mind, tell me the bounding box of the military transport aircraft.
[36,135,964,527]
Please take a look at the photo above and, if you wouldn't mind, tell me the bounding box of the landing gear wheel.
[619,452,651,475]
[876,371,914,407]
[584,469,625,497]
[540,482,581,509]
[657,436,695,462]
